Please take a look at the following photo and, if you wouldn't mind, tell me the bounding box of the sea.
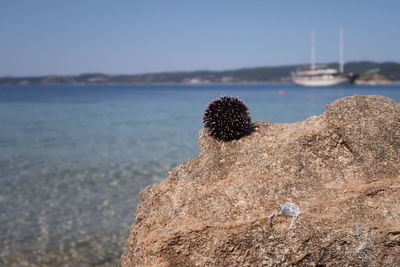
[1,83,399,266]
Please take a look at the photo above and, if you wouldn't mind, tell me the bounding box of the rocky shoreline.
[121,95,400,266]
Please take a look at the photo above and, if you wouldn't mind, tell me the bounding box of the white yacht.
[292,66,350,87]
[292,29,352,87]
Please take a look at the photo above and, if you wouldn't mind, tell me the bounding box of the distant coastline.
[1,61,399,85]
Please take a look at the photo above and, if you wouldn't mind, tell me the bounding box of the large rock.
[121,95,400,266]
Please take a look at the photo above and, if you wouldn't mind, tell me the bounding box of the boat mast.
[311,30,316,71]
[339,27,344,73]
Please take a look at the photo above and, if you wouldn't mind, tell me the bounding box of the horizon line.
[1,60,398,78]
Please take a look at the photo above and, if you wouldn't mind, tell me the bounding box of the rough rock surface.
[121,95,400,266]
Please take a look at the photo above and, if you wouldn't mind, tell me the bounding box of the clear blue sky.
[1,0,399,76]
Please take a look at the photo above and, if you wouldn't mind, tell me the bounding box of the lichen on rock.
[121,95,400,266]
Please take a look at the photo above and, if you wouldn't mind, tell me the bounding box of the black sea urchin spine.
[203,96,251,141]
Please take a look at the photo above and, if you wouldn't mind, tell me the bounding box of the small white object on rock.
[268,202,300,229]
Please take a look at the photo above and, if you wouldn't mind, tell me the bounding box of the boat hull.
[292,76,350,87]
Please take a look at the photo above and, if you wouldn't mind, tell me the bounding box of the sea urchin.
[203,96,252,141]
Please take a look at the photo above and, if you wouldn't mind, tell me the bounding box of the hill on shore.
[1,61,399,85]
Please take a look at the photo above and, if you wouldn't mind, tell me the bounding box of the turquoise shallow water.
[0,83,399,265]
